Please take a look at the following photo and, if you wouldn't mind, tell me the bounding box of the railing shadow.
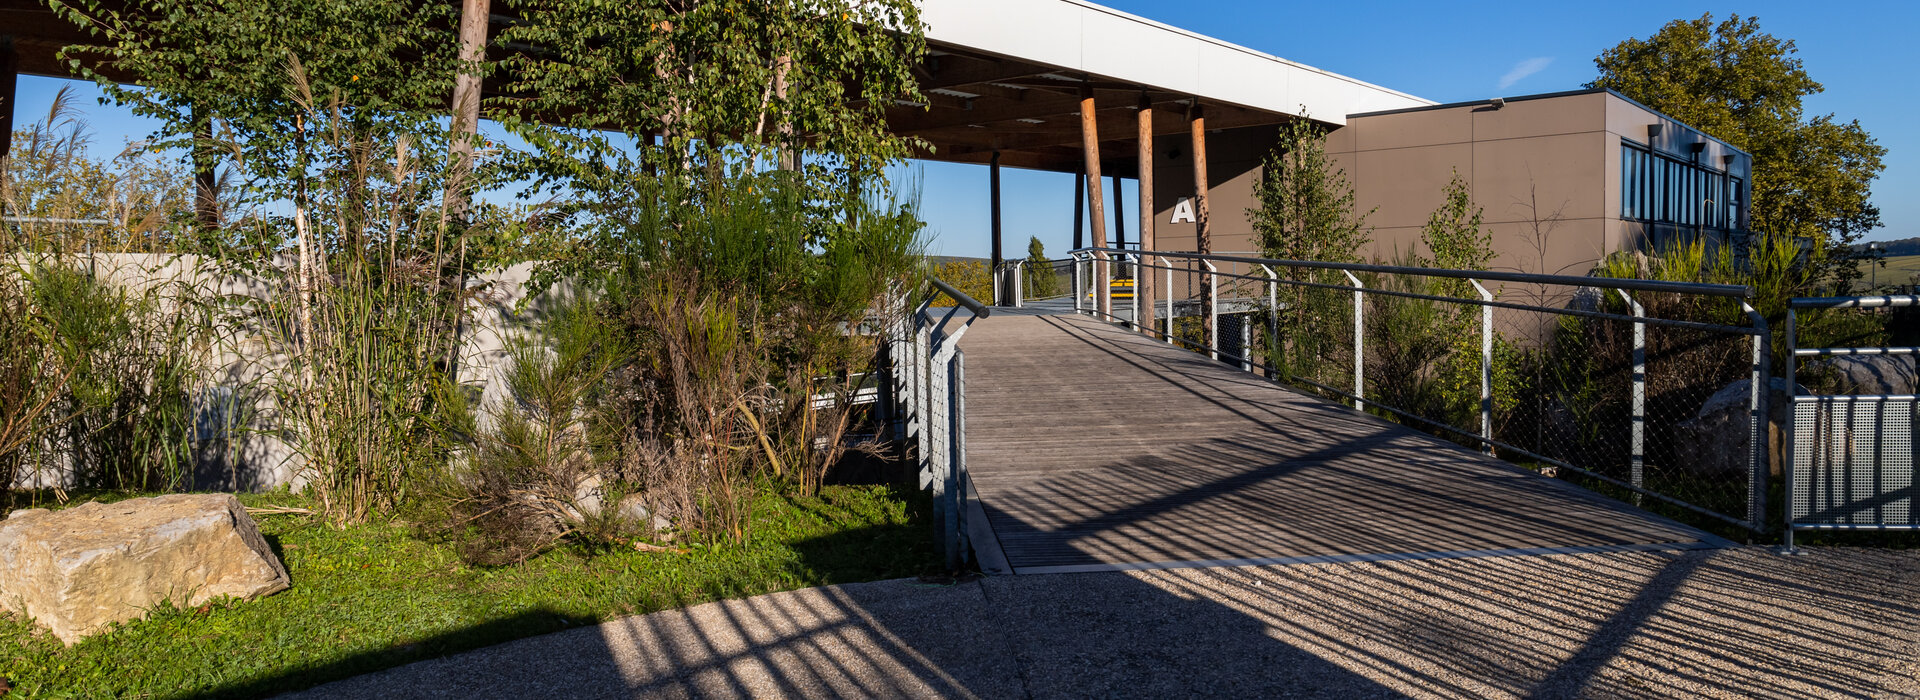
[271,534,1918,698]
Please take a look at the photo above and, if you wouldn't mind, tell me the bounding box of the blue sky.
[13,0,1916,259]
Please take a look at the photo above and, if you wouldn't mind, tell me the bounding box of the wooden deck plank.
[957,314,1717,573]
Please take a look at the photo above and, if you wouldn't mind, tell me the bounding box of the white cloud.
[1497,57,1554,90]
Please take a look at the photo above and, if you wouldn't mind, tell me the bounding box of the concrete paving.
[283,546,1920,699]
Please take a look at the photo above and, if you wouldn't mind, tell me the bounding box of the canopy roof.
[2,0,1433,173]
[898,0,1432,173]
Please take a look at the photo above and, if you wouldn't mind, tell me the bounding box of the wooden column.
[0,36,15,168]
[1072,171,1084,251]
[192,113,219,231]
[1137,94,1156,335]
[1191,102,1212,345]
[1080,84,1109,316]
[443,0,491,224]
[990,151,1004,305]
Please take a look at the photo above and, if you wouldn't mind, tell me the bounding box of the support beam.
[1191,103,1211,345]
[443,0,491,224]
[0,36,15,168]
[1080,85,1109,317]
[1137,92,1156,335]
[990,150,1004,305]
[192,114,218,231]
[1112,171,1126,249]
[1072,170,1084,251]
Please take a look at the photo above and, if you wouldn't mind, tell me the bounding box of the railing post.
[1100,250,1113,320]
[1618,289,1646,505]
[1129,253,1140,331]
[1071,253,1084,315]
[1013,261,1025,308]
[1473,280,1495,454]
[1204,260,1219,361]
[1783,307,1798,552]
[1240,321,1252,372]
[1343,270,1364,408]
[1164,256,1174,344]
[1261,265,1278,376]
[943,348,965,570]
[1743,301,1768,534]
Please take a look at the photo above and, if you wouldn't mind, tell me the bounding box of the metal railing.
[880,277,988,570]
[1784,294,1919,549]
[994,258,1076,307]
[1058,247,1773,532]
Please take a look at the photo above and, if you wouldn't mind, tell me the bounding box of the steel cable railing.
[879,277,988,569]
[1060,247,1772,533]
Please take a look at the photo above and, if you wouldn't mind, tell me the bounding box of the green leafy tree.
[1248,116,1373,384]
[1418,169,1494,279]
[1589,13,1886,289]
[1249,116,1372,265]
[494,0,926,200]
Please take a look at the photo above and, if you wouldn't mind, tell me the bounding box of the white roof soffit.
[918,0,1434,126]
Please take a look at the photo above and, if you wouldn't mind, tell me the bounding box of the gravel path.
[284,547,1920,699]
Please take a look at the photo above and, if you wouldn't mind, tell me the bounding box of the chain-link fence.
[1067,248,1772,533]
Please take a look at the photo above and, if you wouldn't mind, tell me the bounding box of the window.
[1620,142,1745,233]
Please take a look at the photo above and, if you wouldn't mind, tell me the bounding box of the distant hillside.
[1862,236,1920,256]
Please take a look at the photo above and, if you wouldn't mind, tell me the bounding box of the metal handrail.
[1791,294,1920,309]
[930,277,991,318]
[1077,249,1765,337]
[1072,247,1755,298]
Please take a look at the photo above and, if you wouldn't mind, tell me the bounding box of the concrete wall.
[8,255,550,493]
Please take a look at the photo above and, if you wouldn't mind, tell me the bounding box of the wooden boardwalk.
[958,313,1723,575]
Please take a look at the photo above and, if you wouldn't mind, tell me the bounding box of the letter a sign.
[1169,197,1196,224]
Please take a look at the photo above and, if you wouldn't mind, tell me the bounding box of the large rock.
[1808,355,1917,396]
[0,494,290,643]
[1675,377,1801,478]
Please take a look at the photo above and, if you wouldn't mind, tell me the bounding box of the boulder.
[1675,377,1802,478]
[1808,355,1917,396]
[569,474,672,534]
[0,494,290,644]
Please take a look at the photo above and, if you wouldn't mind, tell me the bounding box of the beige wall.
[1321,89,1754,276]
[1149,125,1276,255]
[1327,91,1614,275]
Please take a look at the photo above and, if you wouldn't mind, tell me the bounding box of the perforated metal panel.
[1792,397,1917,526]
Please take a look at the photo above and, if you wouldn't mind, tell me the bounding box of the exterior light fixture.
[1489,97,1505,109]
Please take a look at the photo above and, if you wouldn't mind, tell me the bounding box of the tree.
[1419,169,1493,276]
[1589,13,1886,288]
[1023,236,1058,298]
[1248,116,1371,265]
[494,1,925,187]
[1247,116,1373,384]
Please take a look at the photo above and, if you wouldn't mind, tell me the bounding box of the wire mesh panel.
[1784,294,1920,545]
[1792,397,1917,527]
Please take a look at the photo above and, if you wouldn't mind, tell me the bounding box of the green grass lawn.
[1865,254,1920,290]
[0,484,935,699]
